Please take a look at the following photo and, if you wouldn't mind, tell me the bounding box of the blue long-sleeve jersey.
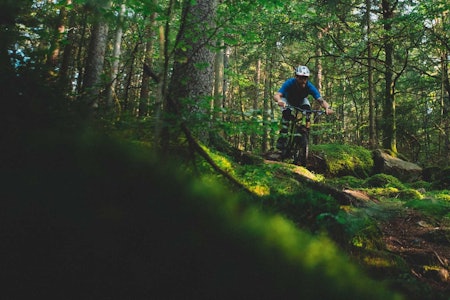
[278,78,321,107]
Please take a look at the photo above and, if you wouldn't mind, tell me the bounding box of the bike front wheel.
[293,133,308,167]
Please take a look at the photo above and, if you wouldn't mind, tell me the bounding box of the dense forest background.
[2,0,449,164]
[1,0,450,299]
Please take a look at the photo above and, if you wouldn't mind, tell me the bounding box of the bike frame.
[281,105,326,166]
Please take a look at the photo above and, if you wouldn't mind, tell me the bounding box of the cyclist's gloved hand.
[282,108,295,121]
[325,107,334,115]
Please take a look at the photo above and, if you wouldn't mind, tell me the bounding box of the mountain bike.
[280,104,327,167]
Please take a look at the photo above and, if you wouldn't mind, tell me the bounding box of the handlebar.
[285,105,327,115]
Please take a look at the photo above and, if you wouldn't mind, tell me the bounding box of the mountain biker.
[273,65,333,151]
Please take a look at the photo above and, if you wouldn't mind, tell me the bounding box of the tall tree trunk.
[366,0,376,149]
[106,3,126,109]
[155,0,172,146]
[58,0,76,93]
[441,51,450,158]
[223,45,231,120]
[262,55,273,153]
[167,0,218,144]
[139,1,158,118]
[381,0,397,153]
[75,10,89,96]
[123,47,136,113]
[82,1,111,112]
[314,31,323,145]
[250,59,261,151]
[213,40,224,121]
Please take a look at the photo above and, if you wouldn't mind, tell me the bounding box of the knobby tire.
[293,131,308,167]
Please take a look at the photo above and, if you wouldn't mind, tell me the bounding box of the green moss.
[365,187,402,199]
[326,175,365,189]
[364,173,405,189]
[397,188,424,200]
[311,144,373,178]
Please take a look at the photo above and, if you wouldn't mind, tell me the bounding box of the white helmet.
[294,65,310,77]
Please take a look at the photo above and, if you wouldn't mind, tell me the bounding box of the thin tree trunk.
[106,3,126,109]
[366,0,376,149]
[250,59,261,150]
[441,51,450,158]
[262,55,273,153]
[123,43,138,113]
[58,0,76,93]
[314,32,323,145]
[213,40,224,121]
[75,11,89,95]
[381,0,397,153]
[139,4,158,118]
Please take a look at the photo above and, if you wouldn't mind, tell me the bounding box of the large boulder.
[372,149,422,182]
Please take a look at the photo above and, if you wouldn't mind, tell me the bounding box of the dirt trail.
[342,188,450,294]
[265,157,450,295]
[378,208,450,293]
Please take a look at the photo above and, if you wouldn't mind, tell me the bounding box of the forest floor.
[341,188,450,295]
[377,206,450,294]
[265,155,450,297]
[324,182,450,298]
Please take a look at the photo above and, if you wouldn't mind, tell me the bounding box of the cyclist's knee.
[282,108,294,121]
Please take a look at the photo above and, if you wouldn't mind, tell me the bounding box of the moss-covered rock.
[363,173,405,189]
[311,144,373,178]
[372,149,422,182]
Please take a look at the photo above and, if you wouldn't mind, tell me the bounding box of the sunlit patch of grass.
[433,190,450,201]
[235,163,298,196]
[290,165,325,181]
[423,265,441,271]
[249,184,270,196]
[365,187,401,199]
[363,256,395,268]
[202,146,235,174]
